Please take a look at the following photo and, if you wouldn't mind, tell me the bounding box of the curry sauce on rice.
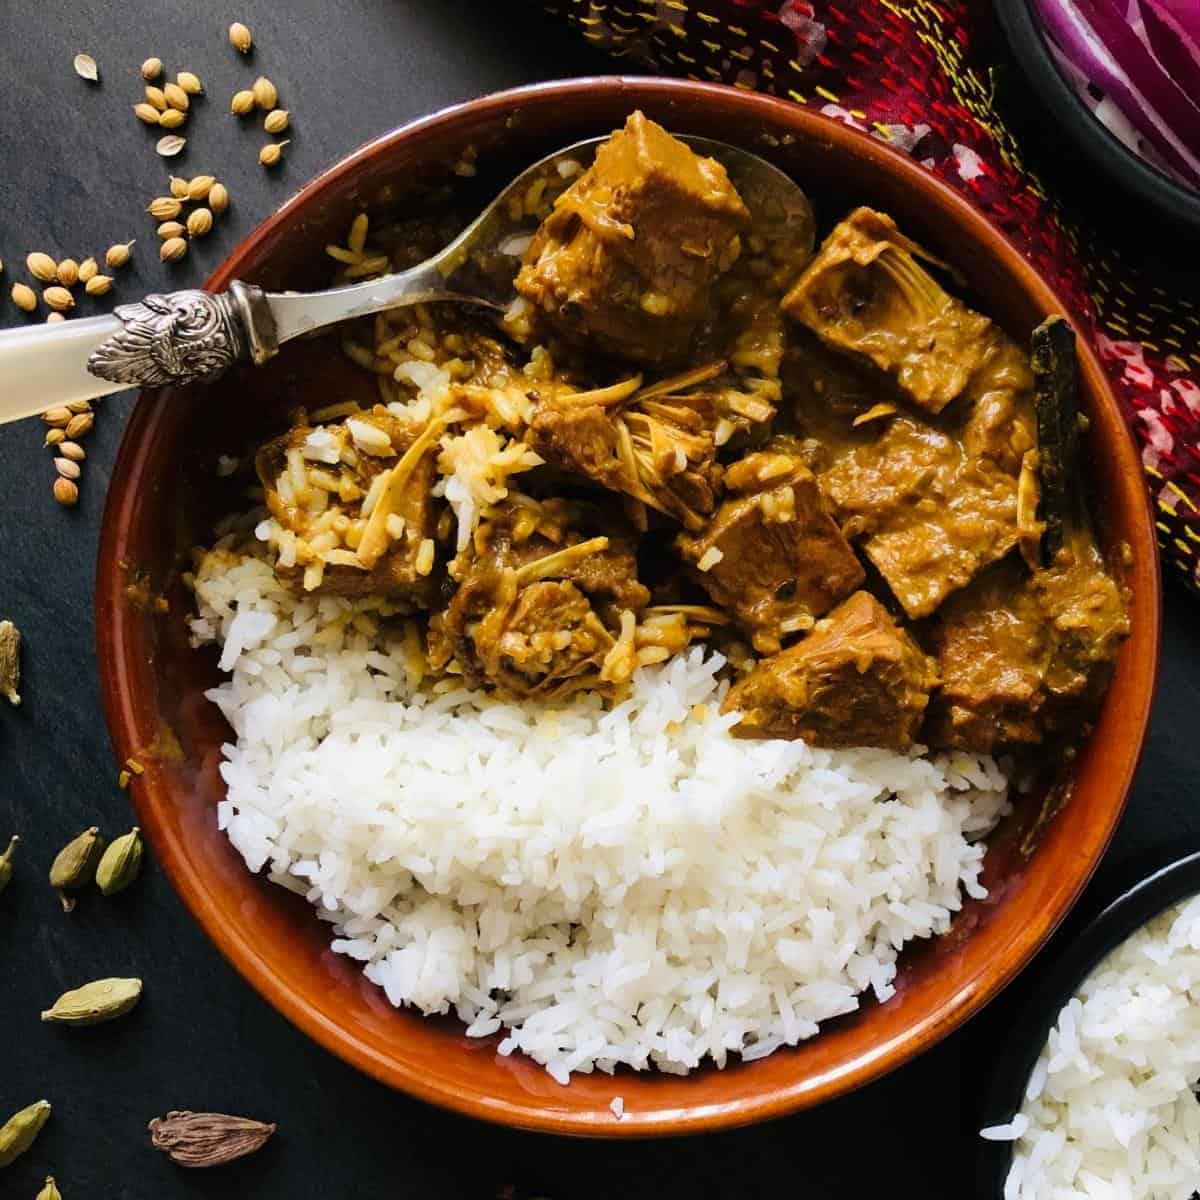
[189,113,1127,1080]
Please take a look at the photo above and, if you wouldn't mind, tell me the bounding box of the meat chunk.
[928,538,1128,753]
[515,112,750,366]
[722,591,937,749]
[441,498,650,697]
[782,208,995,414]
[528,381,723,530]
[676,446,863,652]
[255,408,441,602]
[820,417,1019,620]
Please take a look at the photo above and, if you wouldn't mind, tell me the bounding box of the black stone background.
[0,2,1193,1197]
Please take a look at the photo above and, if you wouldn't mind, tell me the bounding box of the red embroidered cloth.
[545,0,1200,587]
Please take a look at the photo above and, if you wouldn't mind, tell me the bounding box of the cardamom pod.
[0,1100,51,1167]
[96,827,143,895]
[36,1175,62,1200]
[149,1111,276,1168]
[48,827,104,912]
[0,835,18,895]
[0,619,20,705]
[42,977,142,1025]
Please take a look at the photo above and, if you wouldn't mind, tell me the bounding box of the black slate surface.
[0,3,1192,1197]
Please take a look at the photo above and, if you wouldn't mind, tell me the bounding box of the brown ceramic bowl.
[96,77,1160,1137]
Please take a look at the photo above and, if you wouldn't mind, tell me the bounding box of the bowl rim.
[992,0,1200,233]
[96,75,1162,1136]
[976,841,1200,1197]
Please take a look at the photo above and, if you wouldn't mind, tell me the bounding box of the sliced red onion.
[1082,0,1200,152]
[1032,0,1200,187]
[1137,0,1200,103]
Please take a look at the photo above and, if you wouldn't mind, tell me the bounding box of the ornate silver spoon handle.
[0,261,474,426]
[0,282,276,424]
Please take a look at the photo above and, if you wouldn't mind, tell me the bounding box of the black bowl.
[993,0,1200,238]
[977,840,1200,1197]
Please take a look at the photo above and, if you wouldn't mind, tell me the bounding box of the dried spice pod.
[259,140,289,168]
[156,135,187,157]
[149,1111,275,1168]
[74,53,99,82]
[36,1176,62,1200]
[176,71,204,96]
[77,256,98,283]
[157,221,186,241]
[54,458,81,481]
[0,621,20,706]
[49,826,104,911]
[85,274,113,297]
[160,237,188,263]
[158,108,186,130]
[133,102,161,125]
[144,85,168,111]
[59,441,85,462]
[228,21,253,53]
[96,826,143,895]
[42,977,142,1025]
[263,108,289,134]
[0,1100,51,1167]
[44,428,65,447]
[147,196,182,220]
[187,208,213,238]
[43,287,74,313]
[141,57,163,81]
[41,407,72,427]
[0,835,19,894]
[186,174,215,201]
[230,89,254,115]
[105,240,134,269]
[56,259,79,287]
[163,82,190,111]
[46,313,65,324]
[52,477,79,507]
[208,182,229,213]
[65,412,93,439]
[11,283,37,312]
[27,252,57,282]
[251,76,277,110]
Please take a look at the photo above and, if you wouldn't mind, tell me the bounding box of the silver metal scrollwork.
[86,281,278,389]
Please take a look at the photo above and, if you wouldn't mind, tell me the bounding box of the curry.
[250,112,1128,757]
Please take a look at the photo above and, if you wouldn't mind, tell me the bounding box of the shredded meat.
[722,591,937,749]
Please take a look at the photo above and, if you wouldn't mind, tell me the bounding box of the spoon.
[0,135,813,424]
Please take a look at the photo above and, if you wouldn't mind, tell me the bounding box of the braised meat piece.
[676,445,863,653]
[528,374,724,530]
[820,417,1019,620]
[928,538,1128,753]
[441,498,650,697]
[721,591,937,749]
[515,111,750,366]
[256,408,441,602]
[782,208,995,415]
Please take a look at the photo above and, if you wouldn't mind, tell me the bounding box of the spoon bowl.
[0,134,812,424]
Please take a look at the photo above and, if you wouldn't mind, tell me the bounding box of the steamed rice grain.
[192,548,1009,1082]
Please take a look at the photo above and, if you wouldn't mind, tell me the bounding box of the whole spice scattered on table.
[148,1111,276,1167]
[95,826,143,895]
[48,827,104,912]
[36,1176,62,1200]
[42,977,143,1026]
[0,1100,51,1168]
[0,835,19,895]
[0,619,21,704]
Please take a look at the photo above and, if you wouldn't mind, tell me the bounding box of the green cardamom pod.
[0,1099,51,1168]
[36,1176,62,1200]
[41,977,143,1026]
[48,827,104,912]
[95,826,143,896]
[0,834,18,896]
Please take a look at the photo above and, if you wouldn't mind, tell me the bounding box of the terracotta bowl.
[96,77,1161,1136]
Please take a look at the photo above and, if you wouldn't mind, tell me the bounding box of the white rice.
[192,548,1009,1083]
[981,896,1200,1199]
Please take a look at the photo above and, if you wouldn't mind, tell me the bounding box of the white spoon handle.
[0,315,126,422]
